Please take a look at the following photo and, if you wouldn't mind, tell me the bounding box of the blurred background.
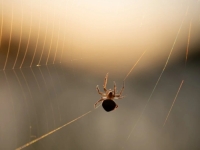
[0,0,200,149]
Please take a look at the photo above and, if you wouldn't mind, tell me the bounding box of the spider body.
[102,99,117,112]
[107,90,114,99]
[94,73,125,111]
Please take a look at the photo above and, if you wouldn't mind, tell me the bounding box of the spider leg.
[113,81,116,96]
[94,98,104,109]
[111,104,118,111]
[114,95,125,100]
[115,104,118,109]
[119,81,125,96]
[96,85,103,95]
[103,73,108,92]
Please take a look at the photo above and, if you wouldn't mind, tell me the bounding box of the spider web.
[0,0,200,150]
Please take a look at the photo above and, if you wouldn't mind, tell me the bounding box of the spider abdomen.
[102,99,117,112]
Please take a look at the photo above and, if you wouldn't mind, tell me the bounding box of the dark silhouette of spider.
[94,73,125,112]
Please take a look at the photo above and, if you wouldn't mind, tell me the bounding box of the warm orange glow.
[1,0,199,73]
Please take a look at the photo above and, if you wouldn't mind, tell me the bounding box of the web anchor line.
[123,50,146,81]
[163,80,184,127]
[141,18,192,149]
[121,6,187,149]
[15,110,92,150]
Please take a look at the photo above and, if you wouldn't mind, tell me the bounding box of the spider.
[94,73,125,111]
